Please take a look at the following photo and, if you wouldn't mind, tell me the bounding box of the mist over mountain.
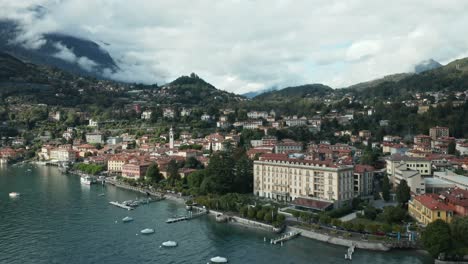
[414,59,442,74]
[0,19,118,79]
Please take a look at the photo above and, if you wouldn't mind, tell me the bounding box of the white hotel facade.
[254,154,355,207]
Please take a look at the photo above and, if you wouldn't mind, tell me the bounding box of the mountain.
[414,59,442,74]
[242,87,279,98]
[0,19,118,79]
[254,84,333,101]
[159,73,245,105]
[345,73,411,91]
[352,57,468,100]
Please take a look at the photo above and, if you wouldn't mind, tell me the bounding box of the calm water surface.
[0,164,432,264]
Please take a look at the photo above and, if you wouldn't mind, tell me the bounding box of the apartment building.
[253,154,355,207]
[430,126,449,140]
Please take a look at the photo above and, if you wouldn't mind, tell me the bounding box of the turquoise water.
[0,165,432,264]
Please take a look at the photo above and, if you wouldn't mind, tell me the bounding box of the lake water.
[0,164,432,264]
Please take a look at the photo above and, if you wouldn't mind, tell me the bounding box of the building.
[180,107,192,117]
[275,139,303,154]
[353,165,374,197]
[386,154,432,178]
[247,111,268,119]
[456,142,468,156]
[106,137,123,145]
[430,126,449,140]
[108,155,129,173]
[408,194,454,225]
[88,119,100,127]
[122,162,150,179]
[50,148,76,162]
[414,135,432,145]
[393,163,426,194]
[358,130,371,139]
[285,117,307,127]
[163,108,175,119]
[141,110,152,120]
[434,171,468,190]
[201,114,212,121]
[86,133,104,144]
[253,154,355,207]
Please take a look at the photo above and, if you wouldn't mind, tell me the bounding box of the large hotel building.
[253,154,355,207]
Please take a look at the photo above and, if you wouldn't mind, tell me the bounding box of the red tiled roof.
[414,194,455,211]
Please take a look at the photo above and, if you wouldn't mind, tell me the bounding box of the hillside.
[254,84,333,100]
[158,73,245,106]
[345,73,411,91]
[0,20,118,79]
[352,57,468,100]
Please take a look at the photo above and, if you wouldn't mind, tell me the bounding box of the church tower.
[169,127,174,149]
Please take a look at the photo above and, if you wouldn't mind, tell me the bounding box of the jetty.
[109,201,134,210]
[345,244,355,260]
[270,231,301,245]
[166,208,208,224]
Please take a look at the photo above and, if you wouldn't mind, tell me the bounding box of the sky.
[2,0,468,94]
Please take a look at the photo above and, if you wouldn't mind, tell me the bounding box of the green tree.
[145,162,163,183]
[422,220,452,258]
[382,175,391,202]
[447,141,456,155]
[396,180,411,205]
[167,160,180,187]
[450,216,468,247]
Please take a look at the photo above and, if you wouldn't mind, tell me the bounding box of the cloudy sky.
[2,0,468,94]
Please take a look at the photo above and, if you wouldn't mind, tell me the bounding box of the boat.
[122,216,133,223]
[140,228,155,234]
[80,175,96,185]
[215,214,228,223]
[9,192,20,198]
[161,241,177,247]
[210,256,228,263]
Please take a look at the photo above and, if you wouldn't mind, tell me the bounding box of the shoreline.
[61,171,423,254]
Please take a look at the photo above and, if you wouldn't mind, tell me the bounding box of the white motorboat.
[210,256,228,263]
[122,216,133,223]
[140,228,155,234]
[9,192,20,198]
[80,175,96,185]
[161,241,177,247]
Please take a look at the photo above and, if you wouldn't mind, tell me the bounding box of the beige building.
[50,148,76,162]
[253,154,354,207]
[429,126,449,140]
[108,156,129,173]
[386,154,432,178]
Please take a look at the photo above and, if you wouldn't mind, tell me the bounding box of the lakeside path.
[103,179,405,252]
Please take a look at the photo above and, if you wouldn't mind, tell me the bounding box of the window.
[437,211,441,218]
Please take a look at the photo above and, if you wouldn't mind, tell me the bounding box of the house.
[107,137,123,145]
[386,154,432,178]
[50,148,76,162]
[86,133,104,144]
[180,107,192,117]
[457,141,468,156]
[275,139,303,154]
[408,194,455,225]
[358,130,371,139]
[141,110,152,120]
[88,119,100,127]
[201,114,212,121]
[247,111,268,119]
[122,162,150,179]
[163,108,175,119]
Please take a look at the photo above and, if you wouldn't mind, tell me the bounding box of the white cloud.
[2,0,468,93]
[51,41,98,72]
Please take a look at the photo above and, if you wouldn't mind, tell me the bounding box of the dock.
[345,244,355,260]
[109,201,134,210]
[270,231,301,245]
[166,209,208,224]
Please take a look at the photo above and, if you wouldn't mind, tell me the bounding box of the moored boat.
[210,256,228,263]
[9,192,20,198]
[140,228,155,234]
[80,175,96,185]
[122,216,133,222]
[161,241,177,247]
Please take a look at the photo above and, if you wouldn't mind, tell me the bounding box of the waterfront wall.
[288,226,391,251]
[435,260,468,264]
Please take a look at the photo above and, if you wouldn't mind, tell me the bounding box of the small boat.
[210,256,228,263]
[140,228,155,234]
[9,192,20,198]
[215,214,228,223]
[98,193,105,196]
[122,216,133,223]
[80,175,96,185]
[161,241,177,247]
